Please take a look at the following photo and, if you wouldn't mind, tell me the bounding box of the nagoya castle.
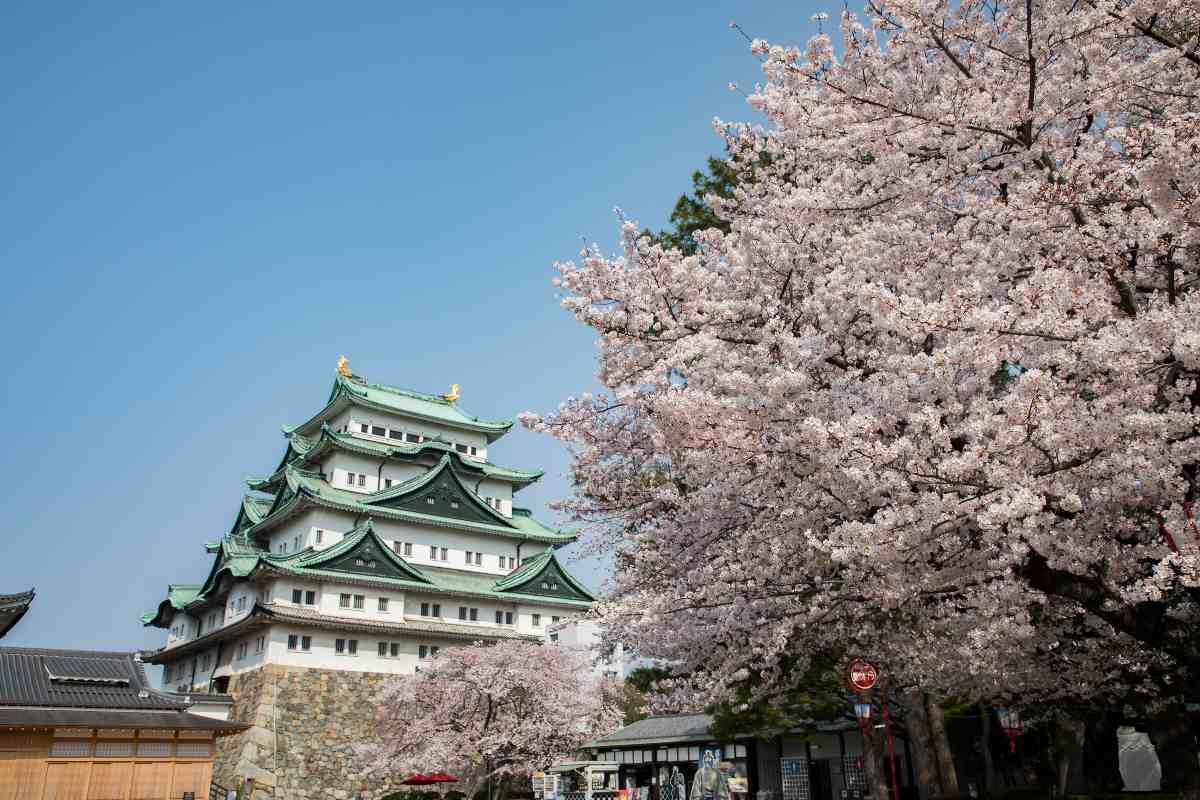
[141,359,595,798]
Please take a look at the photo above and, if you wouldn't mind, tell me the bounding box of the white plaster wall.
[224,581,258,626]
[264,623,460,674]
[166,611,197,646]
[315,580,403,622]
[339,412,489,458]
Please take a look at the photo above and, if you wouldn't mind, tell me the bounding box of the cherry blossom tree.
[363,641,623,799]
[525,0,1200,790]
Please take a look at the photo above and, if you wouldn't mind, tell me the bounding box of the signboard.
[846,659,878,692]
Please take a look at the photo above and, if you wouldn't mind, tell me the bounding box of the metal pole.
[881,680,900,800]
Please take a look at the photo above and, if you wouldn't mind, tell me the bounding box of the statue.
[691,750,730,800]
[443,383,461,402]
[336,356,353,377]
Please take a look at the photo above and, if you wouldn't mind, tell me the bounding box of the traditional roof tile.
[0,646,247,733]
[0,589,34,641]
[288,376,512,442]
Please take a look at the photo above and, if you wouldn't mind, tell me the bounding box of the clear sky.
[0,1,823,653]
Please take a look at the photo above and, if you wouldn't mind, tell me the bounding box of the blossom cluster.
[527,0,1200,710]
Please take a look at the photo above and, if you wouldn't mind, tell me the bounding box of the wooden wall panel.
[88,761,133,799]
[171,762,211,799]
[44,761,92,799]
[0,749,46,800]
[129,761,172,800]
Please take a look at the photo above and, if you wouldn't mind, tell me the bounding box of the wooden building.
[0,622,246,799]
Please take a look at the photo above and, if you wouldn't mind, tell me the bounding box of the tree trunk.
[1148,704,1200,800]
[1054,718,1085,796]
[1082,714,1122,795]
[901,690,942,799]
[925,697,960,798]
[863,729,891,800]
[978,703,996,795]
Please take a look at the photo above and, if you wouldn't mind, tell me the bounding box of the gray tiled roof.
[0,708,244,731]
[593,714,715,745]
[0,647,188,710]
[0,589,34,640]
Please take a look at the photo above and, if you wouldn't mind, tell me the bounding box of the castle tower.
[140,362,596,797]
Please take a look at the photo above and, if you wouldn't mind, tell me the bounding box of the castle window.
[256,635,265,653]
[378,642,388,657]
[495,610,503,624]
[388,430,404,440]
[339,594,351,608]
[384,479,393,488]
[372,425,386,437]
[426,497,435,505]
[348,640,358,655]
[440,548,448,561]
[335,639,345,654]
[421,603,430,617]
[455,443,468,454]
[288,635,298,650]
[305,591,316,605]
[550,633,559,642]
[390,642,399,657]
[470,446,478,456]
[346,472,357,485]
[353,594,365,609]
[403,542,412,557]
[359,423,369,433]
[292,589,303,604]
[378,597,389,612]
[552,616,560,624]
[432,604,441,617]
[474,552,482,566]
[465,551,474,564]
[419,645,428,659]
[469,608,478,621]
[406,433,420,443]
[301,636,311,651]
[357,474,366,487]
[237,642,248,659]
[316,529,323,544]
[450,501,460,509]
[505,612,513,625]
[459,606,467,620]
[429,545,437,559]
[532,614,541,627]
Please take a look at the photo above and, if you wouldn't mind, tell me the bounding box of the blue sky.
[0,1,822,653]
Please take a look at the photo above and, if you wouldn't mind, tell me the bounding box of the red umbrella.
[402,774,438,786]
[426,773,459,784]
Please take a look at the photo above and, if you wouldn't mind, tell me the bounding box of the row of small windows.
[350,420,481,458]
[393,541,517,571]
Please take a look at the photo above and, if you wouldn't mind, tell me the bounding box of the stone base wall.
[213,664,400,800]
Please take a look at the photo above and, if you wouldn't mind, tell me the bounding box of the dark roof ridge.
[0,646,137,658]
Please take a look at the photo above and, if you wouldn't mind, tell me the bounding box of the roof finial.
[443,383,460,402]
[336,355,353,377]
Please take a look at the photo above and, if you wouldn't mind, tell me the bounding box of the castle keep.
[141,361,595,796]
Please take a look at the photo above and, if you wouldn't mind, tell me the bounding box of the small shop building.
[0,590,247,799]
[580,713,916,800]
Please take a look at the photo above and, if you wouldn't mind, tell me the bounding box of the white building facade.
[143,363,597,692]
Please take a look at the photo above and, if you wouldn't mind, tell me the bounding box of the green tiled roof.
[244,463,575,545]
[140,584,204,626]
[144,523,592,627]
[285,425,543,485]
[289,375,513,442]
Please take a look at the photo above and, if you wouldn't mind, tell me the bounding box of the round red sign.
[847,658,879,691]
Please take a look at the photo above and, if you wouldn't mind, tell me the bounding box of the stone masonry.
[214,664,403,800]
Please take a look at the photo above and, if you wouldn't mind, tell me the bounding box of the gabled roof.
[363,454,520,528]
[274,520,434,585]
[266,425,543,490]
[140,585,203,627]
[0,589,34,640]
[492,550,596,602]
[244,464,575,545]
[145,526,593,627]
[0,646,247,733]
[288,375,513,442]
